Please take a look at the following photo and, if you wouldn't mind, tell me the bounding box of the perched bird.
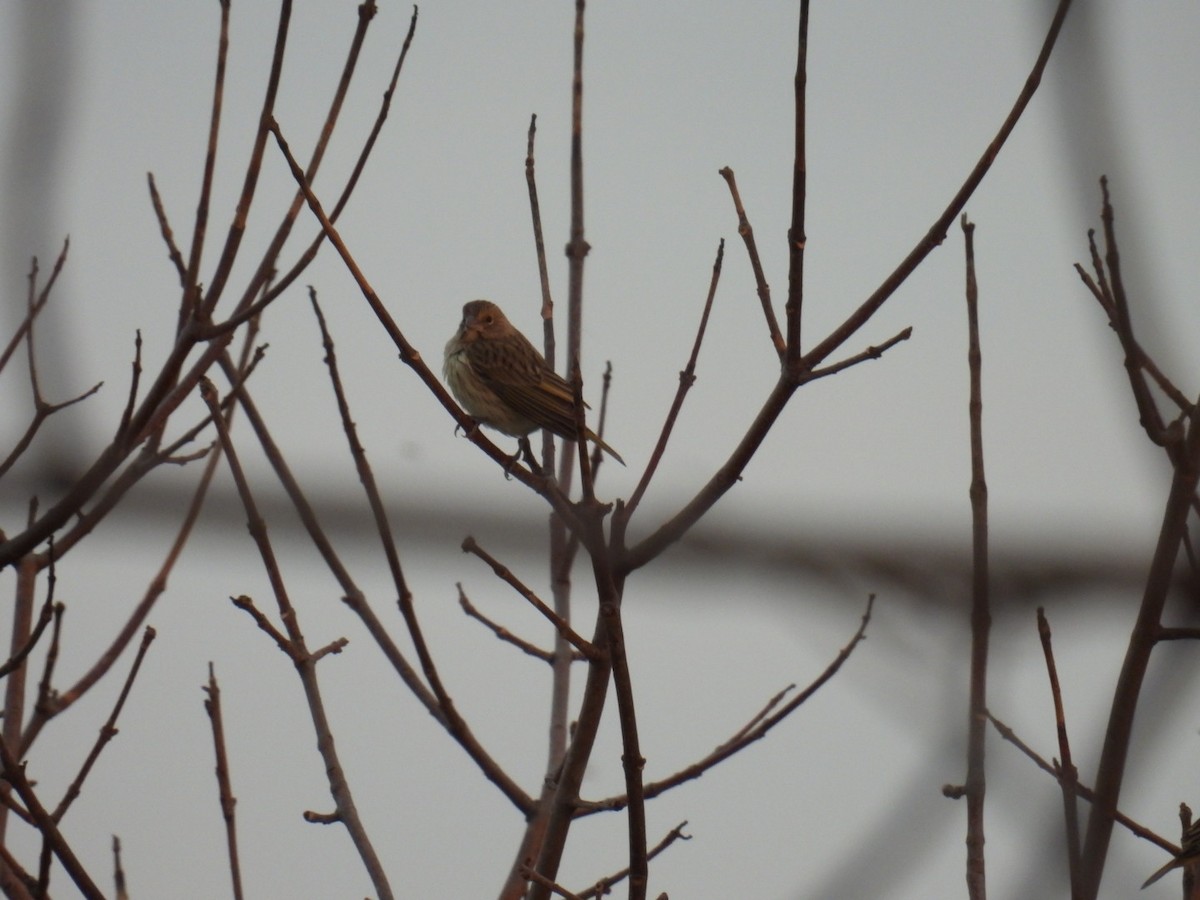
[443,300,624,465]
[1142,818,1200,889]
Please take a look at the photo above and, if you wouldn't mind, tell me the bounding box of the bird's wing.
[468,336,584,439]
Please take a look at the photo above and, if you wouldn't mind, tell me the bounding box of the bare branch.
[961,214,989,899]
[199,380,394,900]
[461,537,598,661]
[52,627,157,822]
[203,664,245,900]
[584,595,873,814]
[718,167,784,356]
[1037,608,1081,889]
[0,741,104,898]
[620,239,724,521]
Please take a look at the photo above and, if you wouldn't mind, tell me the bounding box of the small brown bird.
[1142,819,1200,889]
[443,300,624,465]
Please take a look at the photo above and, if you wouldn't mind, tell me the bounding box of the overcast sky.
[0,3,1198,898]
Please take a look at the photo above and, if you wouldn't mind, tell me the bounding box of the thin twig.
[112,834,128,900]
[718,167,784,356]
[3,558,40,783]
[522,866,583,900]
[1037,608,1082,894]
[526,112,559,471]
[1073,259,1191,414]
[225,5,419,335]
[961,214,990,900]
[0,740,104,898]
[204,664,244,900]
[461,538,598,661]
[621,239,724,521]
[0,595,57,682]
[576,821,691,900]
[458,585,580,664]
[146,173,187,286]
[583,595,873,815]
[986,712,1171,853]
[198,0,292,319]
[52,626,156,823]
[1096,178,1170,445]
[800,0,1074,373]
[804,326,913,382]
[784,0,810,361]
[0,240,68,376]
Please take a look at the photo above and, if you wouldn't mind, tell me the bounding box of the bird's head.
[458,299,510,343]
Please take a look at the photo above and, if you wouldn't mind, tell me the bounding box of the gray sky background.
[0,2,1198,898]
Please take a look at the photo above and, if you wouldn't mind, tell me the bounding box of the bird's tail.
[584,429,625,466]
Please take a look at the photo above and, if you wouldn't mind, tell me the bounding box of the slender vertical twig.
[203,664,244,900]
[112,834,128,900]
[199,0,293,318]
[784,0,809,362]
[179,0,230,330]
[1037,609,1082,896]
[526,112,560,475]
[961,215,990,900]
[563,0,590,493]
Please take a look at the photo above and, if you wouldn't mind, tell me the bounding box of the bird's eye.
[483,315,493,324]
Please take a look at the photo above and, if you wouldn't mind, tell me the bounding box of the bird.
[443,300,624,465]
[1142,818,1200,889]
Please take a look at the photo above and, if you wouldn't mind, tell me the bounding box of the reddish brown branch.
[458,585,577,664]
[621,239,724,523]
[213,4,420,336]
[1037,608,1082,892]
[197,0,292,318]
[961,215,989,900]
[199,379,394,900]
[461,537,599,663]
[52,627,156,823]
[0,597,57,682]
[0,740,104,898]
[986,712,1171,853]
[204,664,245,900]
[576,821,691,900]
[718,168,784,356]
[146,173,187,287]
[805,326,913,382]
[584,595,873,814]
[1077,191,1200,899]
[784,0,810,361]
[802,0,1074,373]
[1079,421,1200,891]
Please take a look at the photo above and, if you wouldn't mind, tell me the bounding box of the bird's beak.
[459,310,485,341]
